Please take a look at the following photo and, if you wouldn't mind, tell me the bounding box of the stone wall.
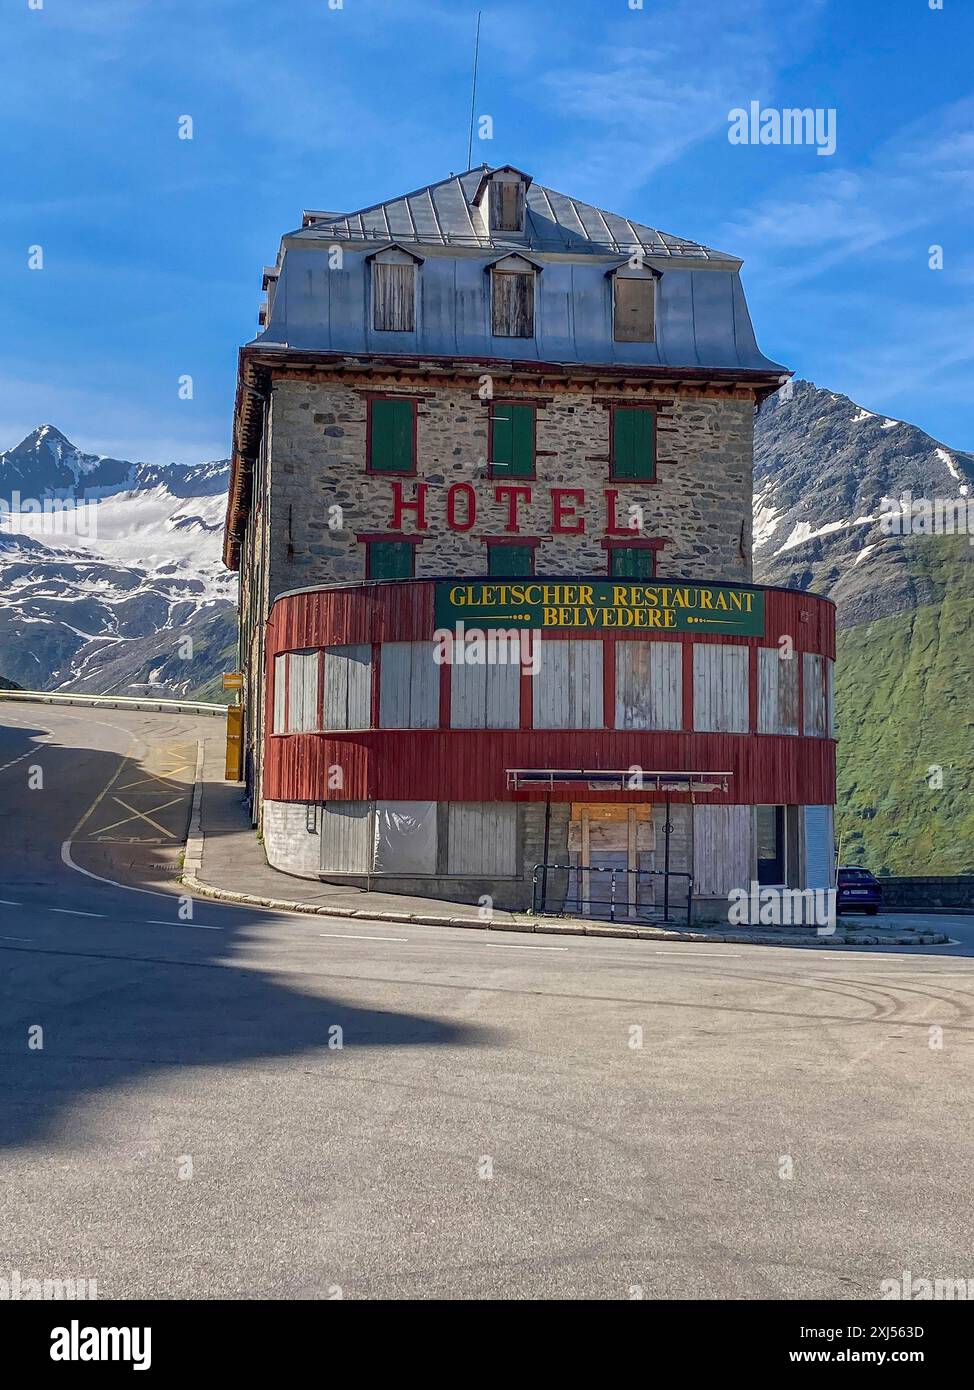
[878,876,974,912]
[264,375,755,601]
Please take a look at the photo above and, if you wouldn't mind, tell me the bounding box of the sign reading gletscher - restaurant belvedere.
[435,580,766,635]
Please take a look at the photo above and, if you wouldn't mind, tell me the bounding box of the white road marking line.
[479,942,570,951]
[50,908,105,918]
[145,919,222,930]
[0,936,30,942]
[318,932,409,942]
[0,898,22,906]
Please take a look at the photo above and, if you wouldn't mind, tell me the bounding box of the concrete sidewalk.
[182,736,949,947]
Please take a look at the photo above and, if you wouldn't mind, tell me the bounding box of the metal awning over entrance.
[506,769,732,795]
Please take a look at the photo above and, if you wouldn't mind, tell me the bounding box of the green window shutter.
[491,404,534,476]
[610,547,655,579]
[368,541,413,579]
[612,407,655,480]
[488,544,533,576]
[370,399,414,473]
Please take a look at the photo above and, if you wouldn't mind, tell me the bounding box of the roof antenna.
[466,10,482,172]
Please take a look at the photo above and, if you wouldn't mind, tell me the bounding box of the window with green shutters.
[369,398,415,474]
[609,546,656,579]
[490,402,535,477]
[610,406,656,481]
[487,543,534,576]
[367,541,415,580]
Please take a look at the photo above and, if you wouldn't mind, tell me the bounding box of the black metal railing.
[531,864,693,925]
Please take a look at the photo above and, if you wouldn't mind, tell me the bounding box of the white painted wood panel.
[803,652,827,737]
[692,804,751,897]
[322,644,372,730]
[286,651,319,732]
[451,662,519,729]
[758,647,799,734]
[615,641,682,729]
[320,802,372,873]
[693,645,749,733]
[447,803,518,875]
[535,640,604,728]
[380,642,438,729]
[272,654,287,734]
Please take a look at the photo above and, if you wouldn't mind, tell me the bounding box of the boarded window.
[491,270,534,337]
[286,651,320,732]
[610,546,655,579]
[322,645,372,731]
[451,661,520,730]
[534,640,604,729]
[379,642,439,729]
[804,805,835,890]
[272,653,287,734]
[758,647,799,735]
[373,802,438,874]
[372,262,416,332]
[320,802,372,874]
[615,642,682,730]
[693,645,749,733]
[490,402,535,476]
[488,180,525,231]
[611,407,655,480]
[692,805,751,897]
[613,275,655,342]
[369,398,415,473]
[487,543,534,576]
[803,652,828,737]
[367,540,414,579]
[447,803,518,875]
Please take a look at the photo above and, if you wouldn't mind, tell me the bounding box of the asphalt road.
[1,700,972,1300]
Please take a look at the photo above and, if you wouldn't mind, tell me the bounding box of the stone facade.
[260,373,755,603]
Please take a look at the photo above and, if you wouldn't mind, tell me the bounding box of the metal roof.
[298,164,736,261]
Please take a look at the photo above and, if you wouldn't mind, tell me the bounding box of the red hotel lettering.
[551,487,585,534]
[604,488,638,535]
[446,482,477,531]
[494,484,532,533]
[390,480,429,531]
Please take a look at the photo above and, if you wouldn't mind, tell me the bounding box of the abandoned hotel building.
[223,164,836,921]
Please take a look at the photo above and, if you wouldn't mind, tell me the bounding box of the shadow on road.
[0,714,493,1152]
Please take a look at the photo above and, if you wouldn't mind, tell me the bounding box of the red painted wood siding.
[261,580,836,807]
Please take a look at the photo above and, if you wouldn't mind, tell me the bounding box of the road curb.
[180,868,947,948]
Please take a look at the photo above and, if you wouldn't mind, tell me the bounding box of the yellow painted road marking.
[93,795,184,839]
[67,743,139,840]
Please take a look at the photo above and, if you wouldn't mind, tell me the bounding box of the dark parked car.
[837,866,883,916]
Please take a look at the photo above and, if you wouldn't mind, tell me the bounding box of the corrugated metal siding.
[379,642,439,728]
[265,729,836,807]
[757,647,799,735]
[803,653,827,737]
[694,805,751,896]
[693,645,749,733]
[615,640,681,730]
[450,662,520,729]
[447,803,518,875]
[323,645,372,730]
[535,640,604,728]
[804,805,835,889]
[320,802,372,872]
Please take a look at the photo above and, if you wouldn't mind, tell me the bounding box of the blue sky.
[2,0,972,463]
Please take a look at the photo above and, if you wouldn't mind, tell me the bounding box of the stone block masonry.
[264,375,755,601]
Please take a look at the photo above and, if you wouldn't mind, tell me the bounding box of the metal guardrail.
[0,690,228,717]
[532,862,693,926]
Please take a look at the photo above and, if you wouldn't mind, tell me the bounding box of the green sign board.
[435,580,765,635]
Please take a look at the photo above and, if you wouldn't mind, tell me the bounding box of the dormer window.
[611,263,659,343]
[368,244,423,332]
[489,254,539,338]
[473,165,533,236]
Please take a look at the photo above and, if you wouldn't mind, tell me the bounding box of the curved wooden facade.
[262,577,836,808]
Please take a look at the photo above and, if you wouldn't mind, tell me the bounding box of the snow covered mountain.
[753,380,974,627]
[0,426,235,698]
